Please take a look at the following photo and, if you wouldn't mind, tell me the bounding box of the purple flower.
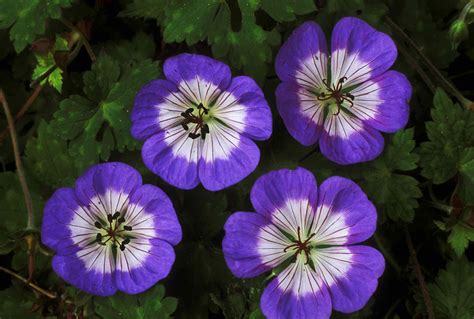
[222,168,384,318]
[131,54,272,191]
[275,17,411,164]
[41,162,182,296]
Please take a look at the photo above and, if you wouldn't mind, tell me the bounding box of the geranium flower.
[222,168,384,318]
[275,17,411,164]
[131,54,272,191]
[41,162,182,296]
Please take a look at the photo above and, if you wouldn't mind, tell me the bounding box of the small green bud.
[449,19,469,49]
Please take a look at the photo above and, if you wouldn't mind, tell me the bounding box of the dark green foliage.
[0,0,473,318]
[95,284,178,318]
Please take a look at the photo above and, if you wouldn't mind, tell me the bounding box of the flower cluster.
[222,168,384,318]
[41,16,407,318]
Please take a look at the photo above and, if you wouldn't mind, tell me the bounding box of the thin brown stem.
[404,227,435,319]
[0,90,34,229]
[397,43,436,94]
[385,16,472,110]
[60,18,96,62]
[0,84,44,145]
[0,266,57,299]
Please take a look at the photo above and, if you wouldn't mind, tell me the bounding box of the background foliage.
[0,0,473,318]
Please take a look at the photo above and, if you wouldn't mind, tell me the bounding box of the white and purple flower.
[131,54,272,191]
[41,162,182,296]
[222,168,384,319]
[275,17,411,164]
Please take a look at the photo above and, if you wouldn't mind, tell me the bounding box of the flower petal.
[222,212,292,278]
[350,70,411,133]
[115,238,175,294]
[311,246,384,313]
[74,162,142,217]
[319,113,384,164]
[41,188,90,255]
[198,121,259,191]
[213,76,272,141]
[260,256,332,319]
[276,82,324,146]
[142,126,201,190]
[331,17,397,87]
[312,176,377,245]
[127,184,182,246]
[250,168,318,238]
[131,79,189,140]
[275,21,328,88]
[163,53,231,104]
[52,245,116,296]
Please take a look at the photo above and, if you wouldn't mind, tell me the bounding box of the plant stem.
[397,43,436,94]
[404,227,435,319]
[60,18,96,62]
[373,233,402,274]
[0,266,57,299]
[0,90,34,230]
[0,84,44,145]
[385,16,472,110]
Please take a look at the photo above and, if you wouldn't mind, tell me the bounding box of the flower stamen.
[94,211,133,250]
[180,103,211,140]
[317,77,355,115]
[283,226,316,264]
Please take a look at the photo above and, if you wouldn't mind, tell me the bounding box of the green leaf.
[447,222,474,256]
[31,35,69,93]
[50,52,160,171]
[0,285,37,318]
[94,284,177,319]
[0,0,73,52]
[122,0,318,83]
[258,0,316,22]
[428,257,474,319]
[419,88,474,184]
[458,147,474,205]
[362,129,421,222]
[103,32,156,66]
[24,120,78,188]
[209,0,281,83]
[120,0,166,21]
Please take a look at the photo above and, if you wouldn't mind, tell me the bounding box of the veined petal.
[131,79,188,140]
[311,176,377,245]
[127,184,182,246]
[41,188,91,255]
[74,162,142,220]
[331,17,397,87]
[350,70,411,133]
[142,126,201,190]
[276,82,324,146]
[213,76,272,140]
[115,238,175,294]
[319,113,384,165]
[52,245,116,296]
[250,168,318,238]
[198,121,259,191]
[260,255,332,319]
[276,21,328,88]
[222,212,292,278]
[311,246,384,313]
[163,53,231,104]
